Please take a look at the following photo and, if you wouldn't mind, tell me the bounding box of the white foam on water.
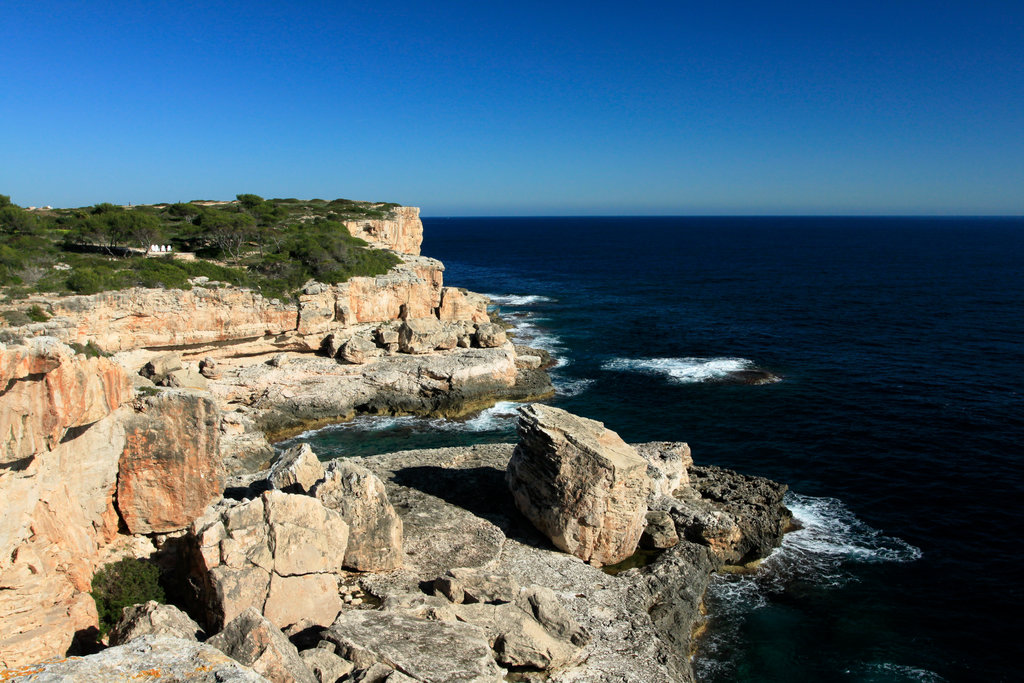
[553,376,595,397]
[695,492,924,678]
[846,662,946,682]
[486,294,556,306]
[601,356,756,384]
[428,400,522,432]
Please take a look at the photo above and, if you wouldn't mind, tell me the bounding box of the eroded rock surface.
[0,635,270,682]
[506,404,651,566]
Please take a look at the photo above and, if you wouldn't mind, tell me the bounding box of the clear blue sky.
[2,1,1022,215]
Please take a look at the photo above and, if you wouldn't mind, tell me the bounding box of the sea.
[288,216,1024,682]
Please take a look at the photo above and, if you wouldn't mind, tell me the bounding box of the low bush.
[90,557,165,635]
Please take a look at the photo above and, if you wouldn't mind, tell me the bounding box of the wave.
[695,492,924,679]
[279,401,523,445]
[601,356,760,384]
[486,294,556,306]
[552,376,595,397]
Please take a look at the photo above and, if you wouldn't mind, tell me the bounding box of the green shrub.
[90,558,165,635]
[68,340,109,358]
[27,304,49,322]
[67,267,105,294]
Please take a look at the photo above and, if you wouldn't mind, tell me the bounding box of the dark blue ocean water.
[293,217,1024,682]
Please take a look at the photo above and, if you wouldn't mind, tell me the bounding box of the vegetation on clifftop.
[0,193,402,302]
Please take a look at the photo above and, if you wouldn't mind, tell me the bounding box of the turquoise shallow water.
[286,217,1024,682]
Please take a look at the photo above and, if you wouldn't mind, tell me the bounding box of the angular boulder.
[207,608,316,683]
[108,601,205,646]
[140,352,182,384]
[268,443,325,494]
[190,491,348,632]
[506,404,651,566]
[397,318,443,354]
[117,390,223,534]
[313,459,403,571]
[339,337,381,365]
[473,323,507,348]
[299,644,355,683]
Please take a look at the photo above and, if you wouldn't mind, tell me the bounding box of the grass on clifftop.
[0,193,402,302]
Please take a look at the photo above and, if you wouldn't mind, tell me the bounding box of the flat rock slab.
[1,635,269,682]
[322,611,503,683]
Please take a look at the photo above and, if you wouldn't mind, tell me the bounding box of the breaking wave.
[486,294,557,306]
[601,356,760,384]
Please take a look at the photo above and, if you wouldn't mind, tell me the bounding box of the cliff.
[0,339,223,667]
[344,205,423,256]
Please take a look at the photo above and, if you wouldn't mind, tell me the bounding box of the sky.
[2,0,1022,216]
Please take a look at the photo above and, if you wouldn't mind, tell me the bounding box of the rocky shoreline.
[0,205,792,681]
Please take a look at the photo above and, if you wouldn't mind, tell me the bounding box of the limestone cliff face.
[344,205,423,255]
[9,287,299,354]
[0,339,132,666]
[0,339,224,668]
[297,256,453,337]
[2,258,486,356]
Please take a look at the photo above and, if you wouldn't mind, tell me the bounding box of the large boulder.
[108,601,205,645]
[116,390,224,534]
[506,405,651,566]
[397,318,443,354]
[190,491,348,632]
[207,608,317,683]
[140,352,182,384]
[3,635,269,681]
[339,337,382,365]
[268,443,325,494]
[313,460,403,571]
[473,323,507,348]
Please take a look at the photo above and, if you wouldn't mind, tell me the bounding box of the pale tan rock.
[142,351,183,383]
[339,337,380,364]
[117,390,223,534]
[438,287,489,323]
[313,460,402,571]
[263,573,343,634]
[0,337,131,464]
[344,205,423,255]
[207,607,317,683]
[165,366,210,390]
[0,339,131,668]
[398,317,443,354]
[473,323,507,348]
[634,441,692,498]
[506,404,651,566]
[268,443,325,494]
[191,492,349,632]
[3,635,270,682]
[433,567,519,604]
[641,510,680,549]
[300,645,355,683]
[108,600,205,645]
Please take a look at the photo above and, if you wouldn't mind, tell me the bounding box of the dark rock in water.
[725,369,780,385]
[686,464,791,564]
